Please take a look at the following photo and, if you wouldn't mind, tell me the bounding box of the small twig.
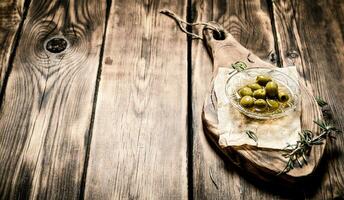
[209,168,219,190]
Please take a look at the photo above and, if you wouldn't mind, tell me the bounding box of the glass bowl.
[225,67,300,119]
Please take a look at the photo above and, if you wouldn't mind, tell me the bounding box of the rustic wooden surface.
[83,0,188,199]
[0,0,24,91]
[0,0,106,199]
[0,0,342,199]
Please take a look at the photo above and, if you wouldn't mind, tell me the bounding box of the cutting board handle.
[202,22,275,73]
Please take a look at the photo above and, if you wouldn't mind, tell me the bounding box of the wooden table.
[0,0,343,199]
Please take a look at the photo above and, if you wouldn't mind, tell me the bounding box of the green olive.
[265,81,279,97]
[256,75,272,86]
[278,91,290,102]
[254,99,267,109]
[267,99,279,109]
[253,89,266,99]
[238,87,253,97]
[275,109,283,114]
[247,83,262,91]
[240,96,254,108]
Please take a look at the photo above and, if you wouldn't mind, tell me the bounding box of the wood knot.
[105,57,113,65]
[287,50,299,59]
[45,37,68,53]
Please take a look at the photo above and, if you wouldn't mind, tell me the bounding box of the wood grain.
[0,0,24,91]
[189,0,303,199]
[83,0,188,199]
[272,0,344,198]
[0,0,106,199]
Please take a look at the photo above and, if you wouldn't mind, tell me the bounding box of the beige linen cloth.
[215,67,301,149]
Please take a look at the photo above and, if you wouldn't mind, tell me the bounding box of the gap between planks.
[0,0,31,107]
[78,0,113,199]
[186,0,194,199]
[266,0,283,67]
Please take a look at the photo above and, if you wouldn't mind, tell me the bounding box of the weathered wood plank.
[272,0,344,198]
[0,0,106,199]
[0,0,24,91]
[84,0,188,199]
[191,0,303,199]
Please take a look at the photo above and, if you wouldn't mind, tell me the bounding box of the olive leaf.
[315,96,328,107]
[245,130,258,144]
[231,61,247,72]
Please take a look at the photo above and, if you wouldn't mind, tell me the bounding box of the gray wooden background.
[0,0,343,199]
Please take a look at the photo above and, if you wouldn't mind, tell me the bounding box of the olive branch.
[278,97,341,175]
[278,120,341,175]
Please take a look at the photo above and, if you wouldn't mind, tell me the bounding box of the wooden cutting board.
[201,24,325,184]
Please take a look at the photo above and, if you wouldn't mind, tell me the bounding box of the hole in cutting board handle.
[213,30,226,40]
